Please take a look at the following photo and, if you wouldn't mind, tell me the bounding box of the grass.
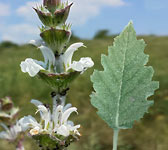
[0,35,168,150]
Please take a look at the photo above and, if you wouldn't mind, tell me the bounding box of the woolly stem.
[52,93,66,111]
[113,129,119,150]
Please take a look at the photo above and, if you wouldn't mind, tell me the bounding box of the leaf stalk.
[113,129,119,150]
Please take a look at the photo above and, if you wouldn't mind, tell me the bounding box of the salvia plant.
[19,0,94,150]
[0,1,159,150]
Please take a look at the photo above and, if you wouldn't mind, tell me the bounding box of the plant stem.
[52,94,66,111]
[113,129,119,150]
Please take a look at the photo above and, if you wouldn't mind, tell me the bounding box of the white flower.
[19,115,42,132]
[0,122,22,141]
[19,100,80,137]
[20,58,45,77]
[20,40,55,77]
[71,57,94,72]
[29,40,56,69]
[62,42,94,72]
[21,40,94,77]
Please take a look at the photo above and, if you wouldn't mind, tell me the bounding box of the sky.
[0,0,168,44]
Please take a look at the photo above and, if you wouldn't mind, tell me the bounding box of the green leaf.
[90,21,159,129]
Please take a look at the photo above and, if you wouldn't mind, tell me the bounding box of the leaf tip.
[125,20,134,29]
[128,20,133,25]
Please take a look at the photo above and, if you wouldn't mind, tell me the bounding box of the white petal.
[36,105,51,130]
[31,99,43,107]
[69,124,80,131]
[53,105,63,128]
[20,61,28,73]
[68,124,80,136]
[20,58,44,77]
[57,125,70,137]
[79,57,94,68]
[0,131,10,140]
[9,126,18,140]
[70,61,84,72]
[67,120,74,126]
[19,115,40,131]
[0,123,22,141]
[74,129,80,136]
[63,42,85,71]
[61,107,77,124]
[39,46,55,69]
[10,123,22,136]
[71,57,94,72]
[34,60,46,69]
[36,105,48,115]
[29,39,44,47]
[63,103,72,112]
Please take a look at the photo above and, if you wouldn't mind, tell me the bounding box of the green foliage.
[90,22,159,129]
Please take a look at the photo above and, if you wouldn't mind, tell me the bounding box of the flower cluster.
[19,99,80,137]
[0,97,24,150]
[20,40,94,77]
[0,122,22,141]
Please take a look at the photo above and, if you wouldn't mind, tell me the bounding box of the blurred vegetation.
[94,29,110,39]
[0,35,168,150]
[0,41,19,49]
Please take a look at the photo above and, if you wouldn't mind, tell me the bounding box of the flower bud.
[43,0,61,13]
[34,3,72,27]
[53,3,73,25]
[0,97,13,111]
[33,8,52,26]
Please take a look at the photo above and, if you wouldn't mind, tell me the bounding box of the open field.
[0,36,168,150]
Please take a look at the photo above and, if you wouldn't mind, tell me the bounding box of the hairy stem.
[52,93,66,111]
[113,129,119,150]
[55,55,64,73]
